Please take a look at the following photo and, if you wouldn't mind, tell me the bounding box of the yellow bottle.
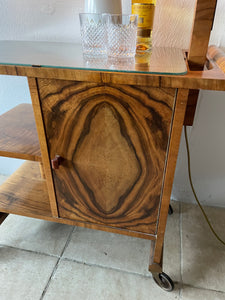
[132,0,156,52]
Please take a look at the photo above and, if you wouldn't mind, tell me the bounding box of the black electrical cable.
[184,125,225,246]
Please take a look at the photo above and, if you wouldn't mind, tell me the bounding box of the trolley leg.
[149,241,174,292]
[39,162,46,179]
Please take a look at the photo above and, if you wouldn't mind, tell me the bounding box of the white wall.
[0,76,30,174]
[0,0,225,207]
[172,90,225,207]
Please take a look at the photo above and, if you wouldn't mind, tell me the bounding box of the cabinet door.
[38,78,176,235]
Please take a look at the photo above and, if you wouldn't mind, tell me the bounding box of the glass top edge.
[0,61,187,76]
[0,41,187,76]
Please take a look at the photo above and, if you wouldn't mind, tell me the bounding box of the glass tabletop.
[0,41,187,75]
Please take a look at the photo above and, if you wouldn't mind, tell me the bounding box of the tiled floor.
[0,193,225,299]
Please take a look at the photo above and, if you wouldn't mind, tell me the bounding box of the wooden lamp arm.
[183,0,218,126]
[207,46,225,74]
[188,0,218,71]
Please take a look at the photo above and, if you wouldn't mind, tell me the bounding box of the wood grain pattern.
[0,104,41,161]
[188,0,217,69]
[208,45,225,73]
[161,67,225,91]
[38,79,176,235]
[0,64,225,91]
[28,77,59,217]
[153,88,189,265]
[0,161,52,218]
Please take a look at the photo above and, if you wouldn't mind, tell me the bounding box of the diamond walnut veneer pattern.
[38,79,176,235]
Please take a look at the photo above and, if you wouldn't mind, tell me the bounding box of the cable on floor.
[184,125,225,246]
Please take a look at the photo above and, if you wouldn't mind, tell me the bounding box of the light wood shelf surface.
[0,103,42,161]
[0,161,52,218]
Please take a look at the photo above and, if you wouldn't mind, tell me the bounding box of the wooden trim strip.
[28,77,59,217]
[183,89,199,126]
[154,88,189,265]
[161,68,225,91]
[1,64,225,90]
[0,205,156,240]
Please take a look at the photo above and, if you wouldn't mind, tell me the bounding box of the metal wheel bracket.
[152,272,174,292]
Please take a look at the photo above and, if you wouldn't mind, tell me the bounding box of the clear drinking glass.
[106,14,138,58]
[79,13,107,57]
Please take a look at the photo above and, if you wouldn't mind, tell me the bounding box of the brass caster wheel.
[168,204,173,215]
[153,272,174,292]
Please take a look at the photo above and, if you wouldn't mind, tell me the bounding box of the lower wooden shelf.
[0,159,156,240]
[0,103,42,161]
[0,160,52,218]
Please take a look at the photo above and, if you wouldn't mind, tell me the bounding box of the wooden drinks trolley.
[0,0,224,291]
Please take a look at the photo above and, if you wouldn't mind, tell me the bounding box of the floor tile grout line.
[0,243,60,259]
[39,226,77,300]
[39,257,61,300]
[60,226,77,257]
[181,283,225,295]
[61,256,155,281]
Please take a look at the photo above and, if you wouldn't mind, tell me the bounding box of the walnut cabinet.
[39,79,177,235]
[0,51,189,290]
[0,0,224,290]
